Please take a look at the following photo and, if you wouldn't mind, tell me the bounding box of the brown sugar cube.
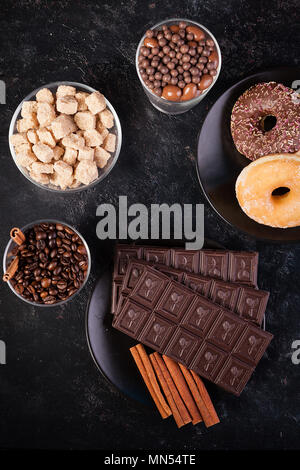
[21,101,37,118]
[27,129,39,144]
[32,142,54,163]
[53,161,73,189]
[50,171,66,188]
[78,147,94,161]
[54,160,73,178]
[96,121,109,140]
[10,133,28,147]
[36,88,54,104]
[56,174,73,190]
[29,170,50,185]
[51,114,77,140]
[75,159,98,185]
[15,149,37,168]
[53,146,64,161]
[98,108,114,129]
[37,102,56,127]
[31,162,54,174]
[56,95,78,115]
[49,171,60,187]
[62,133,85,150]
[63,147,77,165]
[15,142,32,155]
[69,178,81,188]
[75,92,89,111]
[74,111,96,130]
[37,128,56,148]
[103,133,116,152]
[17,115,39,132]
[85,91,106,114]
[94,146,111,168]
[56,85,76,98]
[83,129,103,147]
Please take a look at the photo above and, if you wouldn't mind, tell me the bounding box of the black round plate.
[196,66,300,242]
[85,240,223,406]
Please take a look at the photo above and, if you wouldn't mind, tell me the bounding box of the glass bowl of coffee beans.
[3,220,91,306]
[136,18,221,114]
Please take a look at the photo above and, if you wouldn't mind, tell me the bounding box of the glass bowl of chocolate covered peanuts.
[9,81,122,192]
[136,19,221,114]
[3,220,91,306]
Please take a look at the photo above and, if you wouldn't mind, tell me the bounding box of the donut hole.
[272,187,290,197]
[260,115,277,132]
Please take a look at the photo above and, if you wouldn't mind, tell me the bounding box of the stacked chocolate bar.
[111,244,273,396]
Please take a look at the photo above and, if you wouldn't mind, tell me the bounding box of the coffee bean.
[44,296,56,304]
[41,278,51,288]
[53,266,62,276]
[57,280,67,291]
[48,261,57,271]
[36,231,47,240]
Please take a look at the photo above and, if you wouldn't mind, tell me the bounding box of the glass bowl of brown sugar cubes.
[136,18,222,114]
[8,81,122,192]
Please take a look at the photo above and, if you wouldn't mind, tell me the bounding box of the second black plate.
[197,66,300,242]
[85,239,223,406]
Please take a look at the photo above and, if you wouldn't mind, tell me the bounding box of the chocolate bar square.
[114,293,128,316]
[207,310,246,352]
[114,245,143,278]
[139,313,176,352]
[131,267,170,309]
[164,327,200,367]
[233,325,273,366]
[154,264,185,283]
[111,280,123,313]
[228,252,258,287]
[155,283,195,322]
[209,280,241,310]
[236,287,269,324]
[181,296,221,336]
[215,357,254,395]
[122,259,148,294]
[113,299,150,338]
[171,249,199,273]
[190,342,228,381]
[183,273,212,296]
[199,250,229,280]
[143,246,171,265]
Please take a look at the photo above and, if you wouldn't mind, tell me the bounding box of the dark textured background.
[0,0,299,451]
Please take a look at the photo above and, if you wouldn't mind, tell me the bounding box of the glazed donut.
[236,153,300,228]
[231,82,300,161]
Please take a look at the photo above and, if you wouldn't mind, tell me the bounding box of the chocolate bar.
[113,244,258,287]
[112,266,273,396]
[111,245,259,315]
[116,261,269,326]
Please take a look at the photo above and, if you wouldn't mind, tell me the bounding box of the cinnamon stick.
[130,346,171,419]
[3,256,19,282]
[178,363,215,427]
[154,352,192,425]
[163,355,202,425]
[150,353,185,428]
[135,344,171,418]
[10,228,25,246]
[190,370,220,426]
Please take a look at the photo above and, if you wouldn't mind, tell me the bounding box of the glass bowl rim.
[3,218,91,307]
[135,17,222,105]
[8,80,122,193]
